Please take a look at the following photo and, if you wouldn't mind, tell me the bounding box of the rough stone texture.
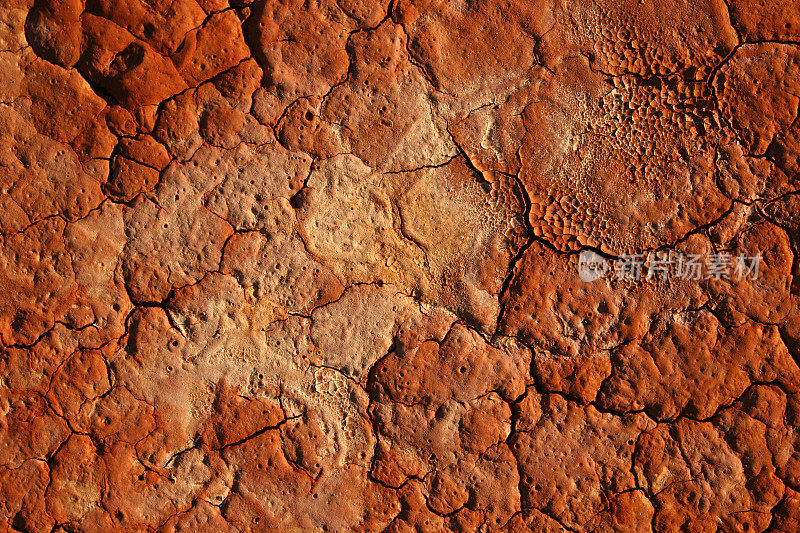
[2,0,800,530]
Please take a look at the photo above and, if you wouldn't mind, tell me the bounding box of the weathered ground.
[1,0,800,530]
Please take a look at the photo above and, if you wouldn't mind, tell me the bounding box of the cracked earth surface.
[1,0,800,531]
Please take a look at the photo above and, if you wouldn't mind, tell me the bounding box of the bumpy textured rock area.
[1,0,800,530]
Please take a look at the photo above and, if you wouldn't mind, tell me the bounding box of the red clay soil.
[2,0,800,530]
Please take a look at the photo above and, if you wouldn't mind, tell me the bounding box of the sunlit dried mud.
[2,0,800,530]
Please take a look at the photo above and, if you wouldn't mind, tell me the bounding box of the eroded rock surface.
[2,0,800,530]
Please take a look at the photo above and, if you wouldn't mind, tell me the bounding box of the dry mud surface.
[1,0,800,531]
